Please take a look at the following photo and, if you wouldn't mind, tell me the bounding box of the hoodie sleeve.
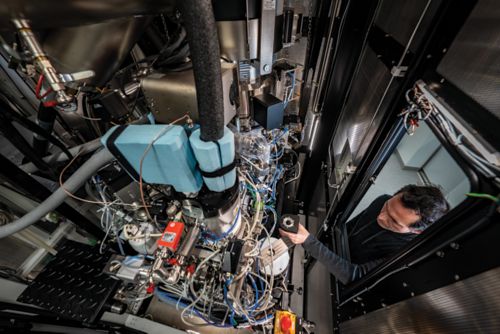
[303,234,385,284]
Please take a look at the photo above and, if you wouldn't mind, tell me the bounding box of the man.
[280,185,450,284]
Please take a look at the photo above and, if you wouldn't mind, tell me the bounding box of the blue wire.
[223,277,245,324]
[247,274,259,311]
[156,288,273,327]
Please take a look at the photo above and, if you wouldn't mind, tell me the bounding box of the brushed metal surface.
[217,19,259,61]
[43,17,149,86]
[141,62,236,124]
[0,0,174,29]
[340,266,500,334]
[259,0,276,75]
[437,0,500,118]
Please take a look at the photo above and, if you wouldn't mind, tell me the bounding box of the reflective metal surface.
[146,295,251,333]
[13,19,73,103]
[437,0,500,117]
[203,197,242,238]
[43,17,150,86]
[141,62,236,125]
[217,20,259,61]
[340,266,500,333]
[259,0,276,74]
[330,47,391,169]
[0,0,174,29]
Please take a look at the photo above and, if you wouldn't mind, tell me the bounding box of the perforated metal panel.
[340,266,500,333]
[438,0,500,118]
[18,241,119,323]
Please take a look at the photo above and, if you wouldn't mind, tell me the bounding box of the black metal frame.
[0,153,104,239]
[297,0,380,209]
[295,0,500,328]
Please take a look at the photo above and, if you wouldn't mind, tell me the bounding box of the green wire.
[466,193,499,203]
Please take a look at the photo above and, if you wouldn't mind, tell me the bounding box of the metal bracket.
[59,70,95,84]
[391,65,408,77]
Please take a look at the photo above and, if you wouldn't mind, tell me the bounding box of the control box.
[158,221,185,251]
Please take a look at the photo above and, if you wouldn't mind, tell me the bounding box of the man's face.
[377,194,421,234]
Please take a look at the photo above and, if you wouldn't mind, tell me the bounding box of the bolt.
[263,64,270,72]
[411,292,415,297]
[436,251,445,258]
[402,282,408,288]
[454,274,460,281]
[381,302,387,307]
[450,242,459,250]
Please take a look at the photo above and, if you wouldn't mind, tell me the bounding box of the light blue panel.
[189,127,236,192]
[101,125,203,193]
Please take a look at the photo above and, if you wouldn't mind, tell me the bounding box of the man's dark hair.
[395,184,450,229]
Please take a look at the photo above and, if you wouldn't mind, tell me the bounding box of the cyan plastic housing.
[189,126,236,192]
[101,125,203,193]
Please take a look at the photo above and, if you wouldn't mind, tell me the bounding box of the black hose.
[0,113,52,173]
[0,97,73,160]
[33,103,57,157]
[177,0,225,142]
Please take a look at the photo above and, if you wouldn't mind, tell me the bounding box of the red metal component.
[186,264,196,275]
[166,258,178,266]
[158,221,184,251]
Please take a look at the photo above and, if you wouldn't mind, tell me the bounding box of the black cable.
[0,97,73,160]
[81,94,101,138]
[0,113,53,173]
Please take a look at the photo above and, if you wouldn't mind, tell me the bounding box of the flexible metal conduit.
[178,0,225,142]
[0,149,114,239]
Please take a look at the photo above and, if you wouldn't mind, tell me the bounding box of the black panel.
[340,266,500,333]
[437,0,500,118]
[375,0,430,52]
[18,241,119,323]
[212,0,259,21]
[298,0,380,207]
[331,47,392,168]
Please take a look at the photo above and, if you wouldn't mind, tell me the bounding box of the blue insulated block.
[189,127,236,192]
[101,125,203,193]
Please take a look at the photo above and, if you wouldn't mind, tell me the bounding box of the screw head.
[263,64,270,72]
[436,250,445,258]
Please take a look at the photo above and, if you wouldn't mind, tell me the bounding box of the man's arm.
[302,234,384,284]
[280,225,384,285]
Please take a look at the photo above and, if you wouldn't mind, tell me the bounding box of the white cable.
[284,161,301,185]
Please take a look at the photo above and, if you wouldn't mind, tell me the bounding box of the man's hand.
[279,224,310,245]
